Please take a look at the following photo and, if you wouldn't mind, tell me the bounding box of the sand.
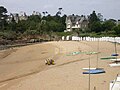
[0,41,120,90]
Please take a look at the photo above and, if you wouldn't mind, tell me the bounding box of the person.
[50,59,55,65]
[45,59,48,65]
[45,58,55,65]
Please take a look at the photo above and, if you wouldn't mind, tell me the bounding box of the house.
[19,11,28,21]
[7,13,19,23]
[32,11,41,16]
[7,12,28,23]
[65,14,89,32]
[117,20,120,25]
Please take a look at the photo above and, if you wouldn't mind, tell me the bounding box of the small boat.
[82,68,97,70]
[111,53,119,56]
[109,63,120,67]
[83,69,105,74]
[82,68,103,70]
[101,56,117,60]
[110,58,120,61]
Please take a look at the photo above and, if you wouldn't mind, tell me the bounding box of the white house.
[65,14,89,32]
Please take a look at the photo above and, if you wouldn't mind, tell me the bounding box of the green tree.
[0,6,8,30]
[88,11,101,32]
[112,24,120,36]
[102,19,116,32]
[91,22,102,33]
[89,11,100,24]
[27,15,41,23]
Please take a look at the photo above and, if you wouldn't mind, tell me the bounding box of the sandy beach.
[0,41,120,90]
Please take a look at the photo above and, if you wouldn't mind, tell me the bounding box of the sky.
[0,0,120,20]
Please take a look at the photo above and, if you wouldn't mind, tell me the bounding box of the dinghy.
[111,53,119,56]
[82,68,97,70]
[82,68,103,70]
[110,58,120,61]
[109,63,120,67]
[83,69,105,74]
[101,56,117,60]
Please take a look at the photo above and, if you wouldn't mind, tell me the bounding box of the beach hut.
[62,36,65,41]
[66,36,70,41]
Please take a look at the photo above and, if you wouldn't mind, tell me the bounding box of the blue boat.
[83,69,105,74]
[111,53,119,56]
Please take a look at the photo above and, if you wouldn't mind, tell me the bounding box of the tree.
[89,11,100,24]
[112,24,120,36]
[0,6,8,30]
[91,21,102,33]
[97,13,103,22]
[61,14,67,26]
[56,8,63,16]
[28,15,41,23]
[88,11,101,32]
[0,6,7,16]
[102,19,116,32]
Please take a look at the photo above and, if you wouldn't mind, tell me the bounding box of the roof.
[66,15,88,24]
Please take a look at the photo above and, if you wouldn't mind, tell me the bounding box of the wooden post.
[88,54,91,90]
[93,86,96,90]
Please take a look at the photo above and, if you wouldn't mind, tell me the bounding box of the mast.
[96,38,99,68]
[114,37,118,63]
[111,74,118,90]
[88,54,91,90]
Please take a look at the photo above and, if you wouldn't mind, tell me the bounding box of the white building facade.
[65,15,89,32]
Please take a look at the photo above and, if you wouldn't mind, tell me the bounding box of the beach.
[0,41,120,90]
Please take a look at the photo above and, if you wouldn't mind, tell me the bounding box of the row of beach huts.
[62,36,120,43]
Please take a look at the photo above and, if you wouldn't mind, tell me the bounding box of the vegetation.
[0,6,120,44]
[0,6,67,41]
[87,11,120,37]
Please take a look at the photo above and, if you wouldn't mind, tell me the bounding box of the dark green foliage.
[88,11,101,33]
[89,11,100,23]
[90,21,102,33]
[0,6,66,40]
[102,20,116,32]
[87,11,117,37]
[112,24,120,36]
[0,6,8,30]
[27,15,41,23]
[0,30,17,40]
